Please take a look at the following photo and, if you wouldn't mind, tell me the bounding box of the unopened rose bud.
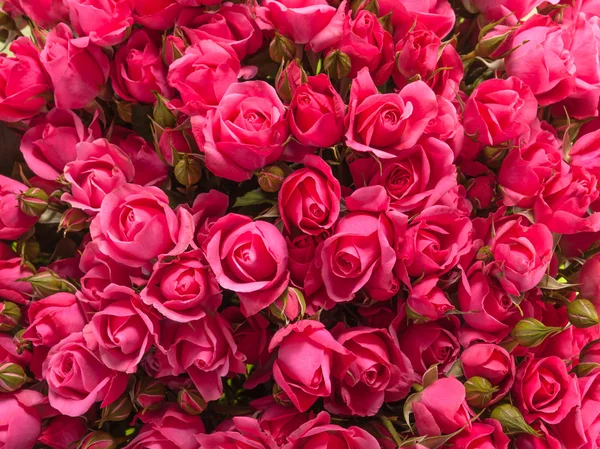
[163,35,185,65]
[13,329,32,354]
[59,208,89,234]
[174,156,202,186]
[15,238,40,261]
[0,301,21,332]
[78,432,117,449]
[490,404,539,436]
[273,383,293,407]
[324,50,352,80]
[0,362,26,393]
[99,394,132,426]
[269,33,296,63]
[22,270,76,298]
[475,29,512,58]
[178,387,207,415]
[351,0,378,15]
[153,92,177,129]
[567,299,600,328]
[258,166,286,193]
[465,376,497,408]
[270,287,306,322]
[133,378,166,411]
[18,187,48,217]
[481,146,508,169]
[276,60,307,103]
[511,318,562,348]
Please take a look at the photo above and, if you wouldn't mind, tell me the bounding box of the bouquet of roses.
[1,0,600,448]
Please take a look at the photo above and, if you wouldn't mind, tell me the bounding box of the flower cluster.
[1,0,600,449]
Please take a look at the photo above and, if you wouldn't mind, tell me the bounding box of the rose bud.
[270,33,296,63]
[18,187,49,217]
[153,93,177,129]
[276,60,308,104]
[465,377,497,408]
[0,362,26,392]
[567,299,600,328]
[511,318,562,348]
[174,156,202,186]
[579,254,600,305]
[78,432,117,449]
[324,50,352,80]
[12,329,32,354]
[98,394,132,426]
[22,270,76,298]
[133,377,166,411]
[490,404,538,436]
[163,35,185,65]
[178,387,207,415]
[0,301,21,331]
[270,287,306,322]
[59,208,89,234]
[576,340,600,376]
[258,166,286,193]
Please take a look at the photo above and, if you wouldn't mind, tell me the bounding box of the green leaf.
[537,274,578,290]
[233,189,276,208]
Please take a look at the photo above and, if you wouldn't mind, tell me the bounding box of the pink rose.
[571,128,600,178]
[458,262,521,342]
[66,0,133,47]
[498,120,562,208]
[289,75,345,148]
[287,233,323,287]
[11,0,68,27]
[141,249,221,322]
[132,0,183,30]
[381,0,455,41]
[190,189,228,246]
[461,344,515,404]
[196,417,278,449]
[345,68,438,159]
[0,257,33,305]
[471,0,559,24]
[0,37,51,122]
[317,186,401,303]
[412,377,471,437]
[450,419,510,449]
[42,332,128,416]
[326,326,414,417]
[464,77,538,146]
[111,29,173,104]
[580,254,600,305]
[279,155,341,236]
[0,175,38,240]
[167,41,240,116]
[165,313,246,401]
[255,399,312,446]
[222,306,272,366]
[38,416,87,449]
[335,10,394,85]
[90,184,194,267]
[269,320,353,412]
[83,291,159,373]
[20,108,101,181]
[394,29,440,82]
[350,138,456,213]
[40,23,110,109]
[179,3,263,59]
[406,275,454,321]
[203,214,289,316]
[157,126,195,167]
[513,356,579,424]
[61,138,135,215]
[283,412,381,449]
[399,318,460,375]
[22,293,86,348]
[194,81,289,182]
[0,391,46,449]
[488,216,553,295]
[505,15,575,106]
[424,41,463,100]
[516,423,561,449]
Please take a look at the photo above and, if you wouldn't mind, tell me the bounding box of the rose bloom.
[488,216,553,295]
[345,67,438,159]
[9,0,68,27]
[0,37,51,122]
[412,377,471,437]
[283,412,381,449]
[513,356,579,424]
[65,0,133,47]
[461,344,515,404]
[449,419,510,449]
[0,175,38,240]
[22,293,86,348]
[326,327,414,417]
[42,332,128,417]
[570,128,600,179]
[289,75,345,148]
[40,23,110,110]
[380,0,455,41]
[0,390,49,449]
[516,423,562,449]
[62,139,135,215]
[194,81,289,182]
[179,2,263,60]
[38,416,87,449]
[505,15,575,106]
[83,290,159,373]
[222,306,272,366]
[279,155,341,236]
[405,275,454,321]
[579,254,600,306]
[196,417,278,449]
[20,108,101,181]
[132,0,182,30]
[349,137,456,214]
[202,213,289,316]
[190,189,228,246]
[0,256,33,305]
[471,0,559,24]
[141,249,221,322]
[464,77,538,146]
[90,184,194,267]
[269,320,353,412]
[111,29,172,104]
[167,40,240,116]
